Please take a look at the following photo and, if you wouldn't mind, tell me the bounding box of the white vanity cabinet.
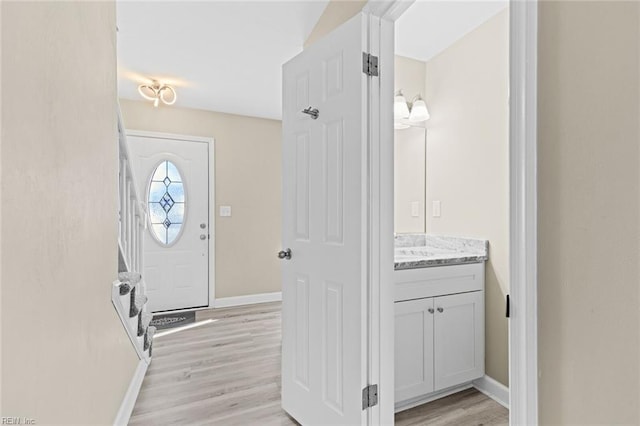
[394,262,485,407]
[433,291,484,390]
[395,298,435,402]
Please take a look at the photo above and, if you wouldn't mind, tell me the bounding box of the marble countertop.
[394,234,489,270]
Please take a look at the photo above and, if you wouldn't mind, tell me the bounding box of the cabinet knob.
[437,307,444,313]
[428,308,434,314]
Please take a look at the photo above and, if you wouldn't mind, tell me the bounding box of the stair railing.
[113,107,153,363]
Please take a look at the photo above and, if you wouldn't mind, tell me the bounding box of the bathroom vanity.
[394,234,488,411]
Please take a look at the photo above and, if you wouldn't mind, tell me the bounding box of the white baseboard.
[213,291,282,308]
[114,359,148,426]
[395,383,473,413]
[473,375,510,409]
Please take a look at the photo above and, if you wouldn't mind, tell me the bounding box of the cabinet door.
[434,291,484,391]
[395,298,434,403]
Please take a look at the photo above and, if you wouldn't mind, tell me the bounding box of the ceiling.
[396,0,508,63]
[117,1,507,120]
[116,1,328,120]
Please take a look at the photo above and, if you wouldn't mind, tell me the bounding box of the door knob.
[278,249,292,260]
[428,308,434,314]
[437,307,444,313]
[200,234,207,240]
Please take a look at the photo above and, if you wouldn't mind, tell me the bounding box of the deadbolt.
[200,223,207,229]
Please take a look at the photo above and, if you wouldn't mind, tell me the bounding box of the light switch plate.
[411,201,420,217]
[432,201,441,218]
[220,206,232,217]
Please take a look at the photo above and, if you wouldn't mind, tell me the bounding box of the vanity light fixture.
[409,95,430,122]
[394,90,410,119]
[138,80,177,107]
[394,90,430,129]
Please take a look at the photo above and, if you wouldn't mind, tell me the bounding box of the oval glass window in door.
[148,160,186,245]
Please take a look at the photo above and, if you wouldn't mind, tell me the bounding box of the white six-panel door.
[128,133,209,313]
[281,12,369,426]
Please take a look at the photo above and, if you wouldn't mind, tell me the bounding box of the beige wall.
[394,127,426,233]
[538,1,640,424]
[395,56,426,234]
[304,0,367,48]
[119,100,282,299]
[424,9,510,386]
[395,55,426,105]
[1,2,138,423]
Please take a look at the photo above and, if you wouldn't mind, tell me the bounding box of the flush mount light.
[138,80,177,107]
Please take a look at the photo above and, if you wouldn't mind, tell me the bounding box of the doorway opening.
[392,0,510,420]
[369,0,539,424]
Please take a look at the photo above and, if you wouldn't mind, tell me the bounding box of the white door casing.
[366,1,539,422]
[281,12,370,425]
[128,134,209,312]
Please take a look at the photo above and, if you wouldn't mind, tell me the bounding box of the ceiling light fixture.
[138,80,177,107]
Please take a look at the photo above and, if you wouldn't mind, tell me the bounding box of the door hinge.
[362,384,378,409]
[362,52,379,77]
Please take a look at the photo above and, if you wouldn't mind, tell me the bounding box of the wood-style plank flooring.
[395,388,508,426]
[130,302,508,425]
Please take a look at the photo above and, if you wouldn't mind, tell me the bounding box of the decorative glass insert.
[148,161,185,245]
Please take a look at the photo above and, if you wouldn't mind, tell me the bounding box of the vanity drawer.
[394,262,484,302]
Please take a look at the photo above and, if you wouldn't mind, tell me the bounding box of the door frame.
[126,129,217,311]
[364,1,539,424]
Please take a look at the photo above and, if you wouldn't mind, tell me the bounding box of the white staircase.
[113,108,154,364]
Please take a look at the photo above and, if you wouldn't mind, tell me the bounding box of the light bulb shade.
[159,86,177,105]
[409,99,430,122]
[394,94,410,119]
[138,84,158,101]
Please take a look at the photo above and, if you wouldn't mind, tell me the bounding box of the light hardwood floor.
[130,302,508,425]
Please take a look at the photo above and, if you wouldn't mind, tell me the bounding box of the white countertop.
[394,234,489,270]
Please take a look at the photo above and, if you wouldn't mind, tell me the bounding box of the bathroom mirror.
[394,126,426,234]
[394,55,427,234]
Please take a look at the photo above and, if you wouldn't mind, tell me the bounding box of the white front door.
[281,12,370,425]
[128,133,210,312]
